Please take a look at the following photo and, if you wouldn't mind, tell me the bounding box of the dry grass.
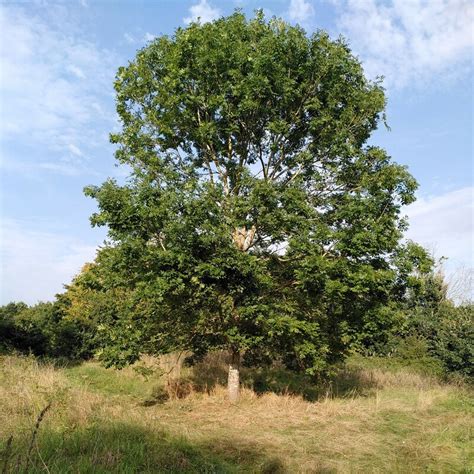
[0,353,472,473]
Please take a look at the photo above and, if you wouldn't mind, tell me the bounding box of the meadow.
[1,352,472,473]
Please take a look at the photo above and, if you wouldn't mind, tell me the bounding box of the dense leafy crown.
[85,12,421,372]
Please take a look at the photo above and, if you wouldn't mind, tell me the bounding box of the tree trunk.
[232,225,256,252]
[227,351,240,403]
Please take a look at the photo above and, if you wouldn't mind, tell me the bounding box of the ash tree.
[85,12,420,402]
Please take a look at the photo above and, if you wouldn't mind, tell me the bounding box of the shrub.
[391,336,445,377]
[431,304,473,377]
[396,302,474,378]
[0,300,96,361]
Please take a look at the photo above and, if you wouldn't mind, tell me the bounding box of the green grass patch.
[2,423,244,473]
[64,362,159,399]
[346,352,445,377]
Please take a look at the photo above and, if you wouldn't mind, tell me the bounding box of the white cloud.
[124,32,136,44]
[405,186,474,300]
[38,161,87,176]
[287,0,315,24]
[68,144,83,157]
[144,32,156,42]
[67,64,86,79]
[0,219,100,304]
[0,6,118,166]
[334,0,474,90]
[184,0,221,24]
[124,31,156,45]
[0,149,101,177]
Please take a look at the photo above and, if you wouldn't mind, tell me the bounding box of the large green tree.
[86,12,421,401]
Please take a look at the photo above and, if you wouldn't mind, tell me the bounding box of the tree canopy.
[85,12,427,401]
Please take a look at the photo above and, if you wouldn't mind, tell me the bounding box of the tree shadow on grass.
[189,352,378,402]
[242,365,379,401]
[1,422,289,474]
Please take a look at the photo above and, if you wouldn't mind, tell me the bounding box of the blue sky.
[1,0,473,304]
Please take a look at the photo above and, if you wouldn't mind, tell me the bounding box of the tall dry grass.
[1,352,472,473]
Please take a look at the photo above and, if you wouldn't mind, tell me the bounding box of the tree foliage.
[84,12,425,384]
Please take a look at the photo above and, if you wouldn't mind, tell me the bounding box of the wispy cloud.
[0,6,118,172]
[123,31,156,45]
[184,0,221,24]
[0,219,101,304]
[144,32,156,42]
[287,0,315,25]
[333,0,473,90]
[37,161,91,177]
[66,64,86,79]
[124,32,136,44]
[68,144,83,157]
[0,151,101,178]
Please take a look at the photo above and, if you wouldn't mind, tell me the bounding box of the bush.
[431,304,473,377]
[354,268,473,379]
[0,302,28,352]
[391,336,445,377]
[0,301,96,361]
[395,303,474,378]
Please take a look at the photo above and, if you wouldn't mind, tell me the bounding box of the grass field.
[1,353,472,473]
